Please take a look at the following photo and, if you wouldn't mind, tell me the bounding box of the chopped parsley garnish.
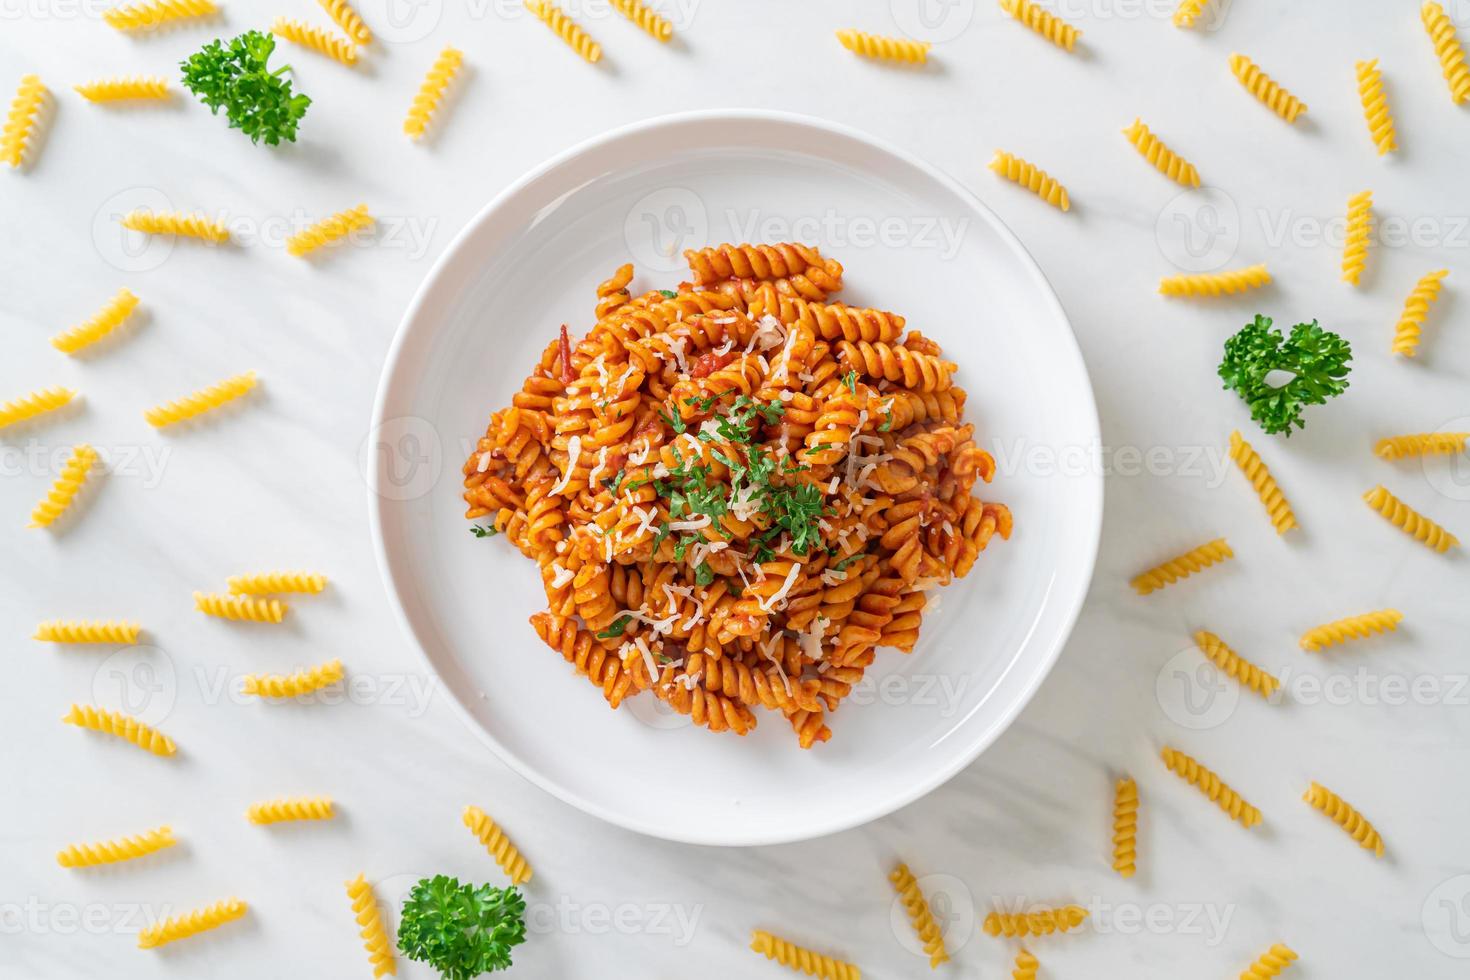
[596,615,632,639]
[832,552,866,572]
[843,369,858,395]
[469,525,499,539]
[658,289,677,299]
[694,561,715,586]
[657,408,687,435]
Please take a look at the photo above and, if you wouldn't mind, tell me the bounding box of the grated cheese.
[477,451,493,473]
[587,446,610,491]
[549,563,574,589]
[757,634,793,696]
[757,562,802,613]
[549,436,582,496]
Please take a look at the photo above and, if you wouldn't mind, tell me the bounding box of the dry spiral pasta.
[1159,265,1271,298]
[1012,949,1039,980]
[404,48,463,141]
[1390,269,1448,357]
[138,898,246,949]
[983,905,1088,938]
[1228,430,1297,534]
[1130,538,1232,595]
[989,150,1070,211]
[121,209,228,242]
[57,825,176,868]
[1355,59,1397,155]
[611,0,672,41]
[889,864,948,967]
[1239,943,1298,979]
[0,386,74,429]
[1363,484,1458,552]
[1122,118,1200,187]
[1112,777,1138,878]
[1194,630,1280,699]
[145,371,257,427]
[35,619,139,644]
[74,76,169,101]
[835,29,931,64]
[1229,53,1307,122]
[1374,432,1469,459]
[1172,0,1209,27]
[525,0,603,63]
[1300,609,1403,652]
[287,204,373,256]
[1303,782,1384,857]
[52,288,139,354]
[2,74,46,169]
[345,874,395,978]
[243,659,344,698]
[102,0,215,30]
[29,444,98,528]
[1423,2,1470,103]
[319,0,372,44]
[247,796,334,823]
[749,930,860,980]
[999,0,1081,52]
[463,805,533,885]
[272,18,359,65]
[227,571,328,594]
[63,704,175,756]
[1341,190,1372,286]
[1160,746,1260,828]
[195,591,286,622]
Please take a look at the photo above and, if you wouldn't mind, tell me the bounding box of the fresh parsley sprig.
[397,876,526,979]
[1219,315,1351,436]
[180,31,310,146]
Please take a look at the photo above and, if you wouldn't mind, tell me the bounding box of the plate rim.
[368,108,1103,846]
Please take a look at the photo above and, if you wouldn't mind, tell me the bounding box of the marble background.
[3,0,1469,976]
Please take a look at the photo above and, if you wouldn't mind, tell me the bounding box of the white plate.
[369,110,1102,846]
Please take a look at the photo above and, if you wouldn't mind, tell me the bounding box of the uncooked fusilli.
[102,0,215,31]
[889,863,948,967]
[63,704,175,756]
[29,444,97,528]
[984,905,1088,938]
[1239,943,1298,979]
[1228,430,1297,534]
[1159,745,1260,828]
[1341,190,1372,286]
[52,288,139,354]
[1130,538,1233,595]
[463,805,534,885]
[0,386,74,429]
[998,0,1081,52]
[1303,782,1384,857]
[404,48,463,141]
[1013,949,1039,980]
[1229,54,1307,122]
[287,204,373,257]
[345,874,395,977]
[989,150,1071,212]
[247,796,334,823]
[121,209,228,242]
[1355,59,1397,155]
[1363,484,1458,552]
[227,572,328,595]
[1374,432,1469,459]
[1390,269,1448,357]
[57,825,176,867]
[243,659,344,697]
[144,371,257,427]
[35,620,140,644]
[1122,118,1201,187]
[272,18,358,65]
[1421,2,1469,104]
[1159,265,1271,298]
[1112,777,1138,878]
[74,77,169,102]
[1,74,46,168]
[836,29,931,64]
[612,0,672,41]
[749,930,860,980]
[525,0,602,63]
[320,0,371,45]
[194,591,287,623]
[1194,630,1280,699]
[1172,0,1210,28]
[1300,609,1403,652]
[137,898,246,949]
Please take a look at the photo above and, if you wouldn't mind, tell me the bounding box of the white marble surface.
[3,0,1469,977]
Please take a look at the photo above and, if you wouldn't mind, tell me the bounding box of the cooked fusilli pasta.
[612,0,672,41]
[243,659,344,697]
[1159,745,1260,827]
[74,77,169,101]
[1303,782,1384,856]
[1172,0,1209,27]
[345,874,395,977]
[1,74,46,168]
[525,0,602,63]
[890,863,948,967]
[989,150,1070,211]
[1300,609,1403,652]
[287,204,373,256]
[35,619,139,644]
[227,572,328,595]
[1374,432,1469,459]
[463,805,533,885]
[1355,59,1397,155]
[749,930,860,980]
[1130,538,1232,595]
[1341,190,1372,286]
[120,209,228,242]
[1194,630,1280,699]
[1012,949,1039,980]
[1239,944,1298,979]
[1363,484,1458,552]
[320,0,371,44]
[983,905,1088,938]
[0,386,74,429]
[137,898,246,949]
[835,29,931,64]
[52,288,139,354]
[1228,430,1297,534]
[1229,54,1307,122]
[102,0,215,31]
[404,48,463,141]
[272,18,358,65]
[63,703,175,756]
[999,0,1081,51]
[596,264,635,319]
[1423,2,1470,103]
[461,243,1010,746]
[29,444,98,528]
[145,371,257,427]
[1390,269,1448,357]
[247,796,334,823]
[1112,777,1137,878]
[194,591,287,623]
[1122,118,1200,187]
[1159,265,1271,298]
[58,825,176,867]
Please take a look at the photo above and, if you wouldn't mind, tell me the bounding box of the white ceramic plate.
[369,110,1102,846]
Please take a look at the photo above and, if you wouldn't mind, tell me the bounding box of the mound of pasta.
[461,243,1012,747]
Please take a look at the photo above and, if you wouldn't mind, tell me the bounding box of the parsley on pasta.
[1219,315,1351,435]
[469,525,499,539]
[596,615,632,639]
[397,875,526,979]
[180,31,311,146]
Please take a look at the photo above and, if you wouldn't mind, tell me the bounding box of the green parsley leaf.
[596,615,632,640]
[658,289,677,299]
[469,525,499,539]
[1219,315,1351,436]
[832,552,866,572]
[397,875,526,979]
[843,369,858,395]
[694,561,715,586]
[180,31,310,146]
[657,408,687,435]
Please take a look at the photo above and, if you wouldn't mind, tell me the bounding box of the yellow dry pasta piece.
[1363,484,1458,552]
[1130,537,1233,595]
[194,591,287,623]
[1390,269,1448,357]
[1012,949,1039,980]
[63,704,175,756]
[889,863,948,967]
[319,0,372,44]
[999,0,1081,52]
[287,204,374,257]
[1228,430,1297,534]
[29,444,98,528]
[1300,609,1403,652]
[611,0,672,41]
[1355,58,1397,155]
[835,29,930,64]
[272,18,358,65]
[749,930,861,980]
[35,619,140,644]
[1239,943,1298,979]
[120,209,228,242]
[1,74,46,168]
[74,76,169,102]
[1230,54,1307,122]
[1423,2,1470,103]
[1303,782,1384,857]
[525,0,603,63]
[989,150,1070,211]
[1374,432,1469,459]
[1112,777,1137,878]
[138,898,246,949]
[462,805,533,885]
[247,796,334,824]
[243,659,344,698]
[1122,118,1200,187]
[404,48,463,141]
[103,0,215,31]
[1159,745,1260,827]
[0,386,74,429]
[983,905,1088,938]
[1159,265,1271,298]
[144,371,257,427]
[58,825,175,867]
[1172,0,1209,27]
[345,874,396,978]
[52,288,140,354]
[227,571,328,595]
[1194,630,1280,699]
[1341,190,1372,286]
